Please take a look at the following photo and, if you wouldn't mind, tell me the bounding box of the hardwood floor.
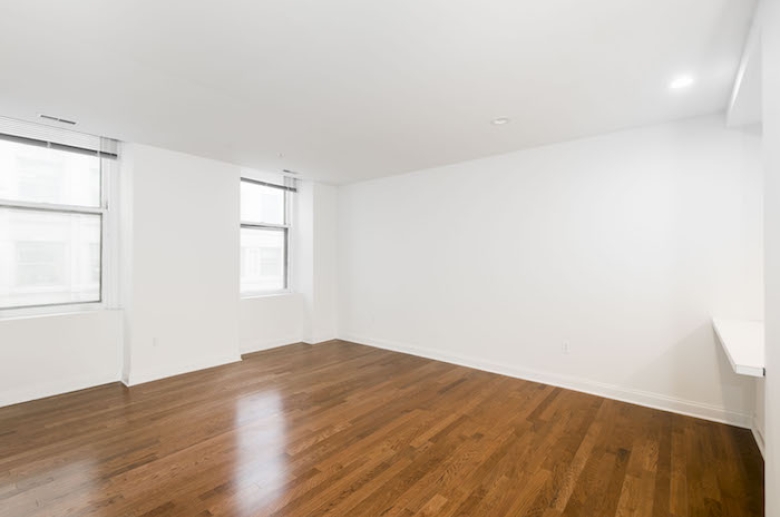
[0,341,763,517]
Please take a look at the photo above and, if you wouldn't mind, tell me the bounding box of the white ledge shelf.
[713,318,765,377]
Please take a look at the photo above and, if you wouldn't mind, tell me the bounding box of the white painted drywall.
[0,310,122,407]
[294,180,315,342]
[761,0,780,511]
[295,182,339,344]
[120,146,324,376]
[338,115,762,426]
[240,294,304,353]
[755,377,767,454]
[120,144,243,385]
[312,184,339,343]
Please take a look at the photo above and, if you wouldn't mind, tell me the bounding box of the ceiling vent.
[39,114,77,125]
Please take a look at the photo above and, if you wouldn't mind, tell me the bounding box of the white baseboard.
[341,333,753,429]
[240,335,302,355]
[752,417,766,458]
[126,354,242,386]
[0,370,121,408]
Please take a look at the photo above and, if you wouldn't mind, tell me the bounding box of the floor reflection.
[2,458,97,517]
[230,390,290,517]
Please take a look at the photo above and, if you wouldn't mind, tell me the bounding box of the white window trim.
[0,301,107,320]
[240,178,294,297]
[0,154,118,319]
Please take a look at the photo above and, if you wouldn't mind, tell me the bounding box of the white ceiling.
[0,0,757,184]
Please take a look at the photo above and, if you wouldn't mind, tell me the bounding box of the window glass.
[240,181,285,225]
[0,208,101,308]
[0,140,101,207]
[240,227,286,292]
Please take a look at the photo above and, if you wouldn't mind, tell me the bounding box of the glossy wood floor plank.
[0,341,764,517]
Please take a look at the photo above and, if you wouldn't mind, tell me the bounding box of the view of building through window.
[240,180,288,293]
[0,140,103,309]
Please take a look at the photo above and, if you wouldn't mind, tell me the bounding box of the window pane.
[0,208,101,308]
[240,182,285,225]
[0,140,101,207]
[240,227,286,292]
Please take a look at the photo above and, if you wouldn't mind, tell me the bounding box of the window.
[0,125,117,312]
[240,178,292,294]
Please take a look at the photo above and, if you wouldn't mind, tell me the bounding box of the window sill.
[0,303,112,321]
[241,291,296,300]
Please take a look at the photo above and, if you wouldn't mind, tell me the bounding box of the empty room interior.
[0,0,779,516]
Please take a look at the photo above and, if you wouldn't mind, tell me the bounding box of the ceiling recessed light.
[491,117,510,126]
[669,74,695,90]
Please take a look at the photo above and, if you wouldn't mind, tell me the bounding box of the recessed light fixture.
[491,117,510,126]
[669,74,695,90]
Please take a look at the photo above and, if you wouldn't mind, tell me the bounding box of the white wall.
[118,145,322,382]
[755,377,766,454]
[311,184,339,343]
[762,0,780,512]
[121,144,243,385]
[240,294,304,353]
[295,182,339,344]
[294,180,315,342]
[338,115,762,426]
[0,310,122,407]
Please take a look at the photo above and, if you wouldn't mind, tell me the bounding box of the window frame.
[240,178,292,297]
[0,148,116,318]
